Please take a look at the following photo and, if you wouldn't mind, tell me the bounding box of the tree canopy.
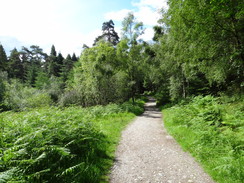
[93,20,120,46]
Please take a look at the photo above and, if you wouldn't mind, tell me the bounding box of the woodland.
[0,0,243,182]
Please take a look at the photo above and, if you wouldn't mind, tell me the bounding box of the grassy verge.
[162,95,244,183]
[0,99,145,182]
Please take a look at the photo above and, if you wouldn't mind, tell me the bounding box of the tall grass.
[0,99,145,182]
[162,95,244,183]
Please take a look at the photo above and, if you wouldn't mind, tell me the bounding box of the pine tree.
[71,53,78,62]
[0,44,8,71]
[35,71,49,89]
[20,45,46,85]
[47,45,58,76]
[8,48,24,80]
[0,71,7,105]
[61,54,73,82]
[93,20,119,46]
[50,45,57,57]
[56,53,64,76]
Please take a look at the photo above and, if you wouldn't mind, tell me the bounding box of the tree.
[93,20,119,46]
[71,53,78,62]
[0,44,8,71]
[50,45,57,57]
[122,12,144,45]
[56,52,64,76]
[20,45,47,86]
[8,48,24,81]
[119,12,145,103]
[82,44,90,50]
[61,54,74,82]
[0,71,7,107]
[46,45,62,77]
[152,25,164,42]
[73,42,129,106]
[35,71,50,89]
[152,0,244,101]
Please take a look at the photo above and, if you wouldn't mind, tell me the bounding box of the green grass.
[0,99,145,183]
[162,95,244,183]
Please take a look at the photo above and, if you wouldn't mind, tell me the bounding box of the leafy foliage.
[73,41,130,106]
[0,44,8,71]
[163,95,244,183]
[153,0,243,100]
[0,100,144,182]
[0,4,243,182]
[3,80,52,111]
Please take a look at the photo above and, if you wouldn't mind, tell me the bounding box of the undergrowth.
[162,95,244,183]
[0,99,145,182]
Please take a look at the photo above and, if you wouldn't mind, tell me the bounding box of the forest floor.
[109,97,215,183]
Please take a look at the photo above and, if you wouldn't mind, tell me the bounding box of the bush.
[4,80,52,111]
[0,99,145,182]
[45,76,64,102]
[0,77,5,103]
[58,89,84,107]
[121,99,145,115]
[0,108,108,182]
[163,95,244,183]
[154,89,170,106]
[26,92,53,108]
[0,71,7,111]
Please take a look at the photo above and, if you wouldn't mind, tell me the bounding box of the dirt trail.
[109,98,214,183]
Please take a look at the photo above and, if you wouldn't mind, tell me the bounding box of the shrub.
[4,79,52,111]
[58,89,84,107]
[163,95,244,183]
[0,71,8,111]
[0,108,108,182]
[0,99,144,182]
[26,92,53,108]
[154,88,170,106]
[121,99,145,115]
[45,76,64,102]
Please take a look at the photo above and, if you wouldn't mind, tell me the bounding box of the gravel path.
[109,98,214,183]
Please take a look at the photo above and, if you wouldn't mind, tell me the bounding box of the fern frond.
[61,162,85,176]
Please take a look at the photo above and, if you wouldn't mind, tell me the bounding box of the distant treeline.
[0,0,243,111]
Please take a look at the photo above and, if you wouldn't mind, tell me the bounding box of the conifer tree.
[93,20,119,46]
[56,52,64,76]
[8,48,24,80]
[47,45,58,76]
[20,45,46,85]
[0,44,8,71]
[61,54,73,82]
[71,53,78,62]
[50,45,57,57]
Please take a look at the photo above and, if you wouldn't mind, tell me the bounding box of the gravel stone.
[109,98,215,183]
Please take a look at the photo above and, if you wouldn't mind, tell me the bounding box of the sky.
[0,0,168,56]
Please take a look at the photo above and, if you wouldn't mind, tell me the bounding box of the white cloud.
[132,0,168,10]
[139,27,154,41]
[80,29,102,47]
[41,29,102,56]
[0,36,24,55]
[104,1,167,26]
[133,0,168,27]
[0,0,106,56]
[104,0,168,41]
[134,6,160,26]
[0,0,77,55]
[105,9,132,22]
[0,0,169,56]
